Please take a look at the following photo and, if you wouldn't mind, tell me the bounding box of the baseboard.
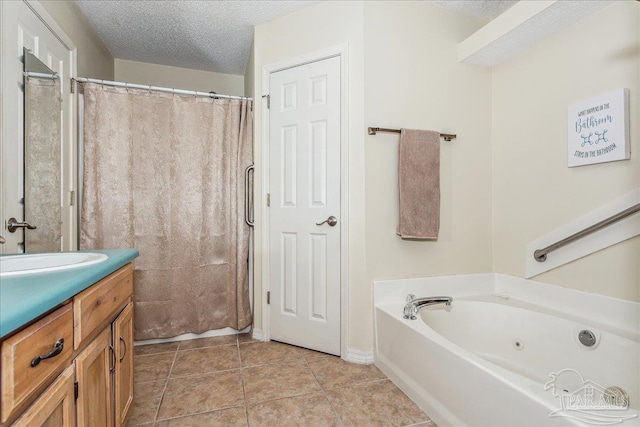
[345,348,374,364]
[251,328,264,341]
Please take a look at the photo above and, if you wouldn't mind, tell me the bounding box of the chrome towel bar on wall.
[367,127,457,141]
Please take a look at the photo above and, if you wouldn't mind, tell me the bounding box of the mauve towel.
[397,129,440,240]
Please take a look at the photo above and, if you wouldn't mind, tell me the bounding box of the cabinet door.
[12,365,76,427]
[75,327,113,427]
[113,303,134,426]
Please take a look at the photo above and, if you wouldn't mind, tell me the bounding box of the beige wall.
[40,1,114,79]
[251,1,367,350]
[114,59,244,96]
[244,40,255,99]
[492,2,640,302]
[363,3,493,290]
[251,1,490,353]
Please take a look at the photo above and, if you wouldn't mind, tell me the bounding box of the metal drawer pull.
[316,216,337,227]
[31,338,64,367]
[119,336,127,362]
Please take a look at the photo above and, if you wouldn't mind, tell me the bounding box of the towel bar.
[368,127,456,141]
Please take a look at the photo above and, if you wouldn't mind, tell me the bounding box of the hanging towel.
[397,129,440,240]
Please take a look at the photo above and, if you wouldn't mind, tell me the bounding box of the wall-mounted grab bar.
[245,164,255,227]
[534,202,640,262]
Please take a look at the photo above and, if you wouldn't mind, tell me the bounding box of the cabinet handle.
[31,338,64,367]
[119,336,127,362]
[109,344,115,373]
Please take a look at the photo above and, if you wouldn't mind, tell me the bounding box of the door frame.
[0,0,78,253]
[261,44,350,358]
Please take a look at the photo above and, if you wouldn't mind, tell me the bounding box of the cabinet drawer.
[1,304,73,424]
[73,264,133,349]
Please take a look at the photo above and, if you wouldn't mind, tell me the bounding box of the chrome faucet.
[403,294,452,320]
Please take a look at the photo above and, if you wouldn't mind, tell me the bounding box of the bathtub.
[374,274,640,427]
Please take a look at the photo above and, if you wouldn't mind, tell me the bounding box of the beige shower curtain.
[80,83,253,340]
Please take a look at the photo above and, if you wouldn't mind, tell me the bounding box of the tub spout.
[403,295,452,320]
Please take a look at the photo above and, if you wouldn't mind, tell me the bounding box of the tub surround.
[374,274,640,426]
[0,248,139,338]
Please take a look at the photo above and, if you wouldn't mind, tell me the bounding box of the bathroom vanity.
[0,249,139,426]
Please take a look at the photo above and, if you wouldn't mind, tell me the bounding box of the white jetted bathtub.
[374,274,640,427]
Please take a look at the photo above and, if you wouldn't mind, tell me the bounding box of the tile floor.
[129,334,435,426]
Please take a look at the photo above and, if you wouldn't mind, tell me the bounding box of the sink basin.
[0,252,109,277]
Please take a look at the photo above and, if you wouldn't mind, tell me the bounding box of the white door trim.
[1,0,78,253]
[261,44,350,359]
[25,1,78,251]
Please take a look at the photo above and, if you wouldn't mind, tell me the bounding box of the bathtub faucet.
[403,294,452,320]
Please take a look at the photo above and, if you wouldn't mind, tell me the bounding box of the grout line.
[168,366,243,381]
[154,404,245,424]
[237,335,251,427]
[152,349,179,424]
[308,360,343,426]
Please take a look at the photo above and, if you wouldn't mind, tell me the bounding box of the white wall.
[492,2,640,302]
[114,59,244,96]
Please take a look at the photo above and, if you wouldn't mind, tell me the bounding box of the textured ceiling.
[75,0,319,75]
[426,1,519,19]
[76,0,519,76]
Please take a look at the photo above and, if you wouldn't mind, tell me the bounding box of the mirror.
[22,49,62,253]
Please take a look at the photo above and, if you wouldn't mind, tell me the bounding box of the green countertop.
[0,249,139,338]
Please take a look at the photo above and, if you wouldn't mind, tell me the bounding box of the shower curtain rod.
[73,77,252,101]
[24,71,59,80]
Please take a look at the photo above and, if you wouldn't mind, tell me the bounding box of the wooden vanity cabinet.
[11,365,76,427]
[1,264,135,427]
[112,303,134,427]
[75,328,113,427]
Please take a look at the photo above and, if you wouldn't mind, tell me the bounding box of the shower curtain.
[80,83,253,340]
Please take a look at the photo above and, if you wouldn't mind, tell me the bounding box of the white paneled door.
[1,1,74,253]
[268,56,341,355]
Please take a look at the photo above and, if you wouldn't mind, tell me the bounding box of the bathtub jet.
[403,295,452,320]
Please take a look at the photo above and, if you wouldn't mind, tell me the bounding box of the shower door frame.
[260,44,350,360]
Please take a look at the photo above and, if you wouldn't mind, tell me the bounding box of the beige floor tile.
[171,345,240,377]
[156,370,244,420]
[239,341,307,366]
[304,351,340,362]
[326,380,430,427]
[134,353,175,383]
[237,333,257,343]
[308,357,386,390]
[247,393,341,427]
[154,406,247,427]
[133,342,179,356]
[178,335,237,350]
[242,360,321,404]
[125,380,165,425]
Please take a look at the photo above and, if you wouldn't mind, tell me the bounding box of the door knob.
[316,216,338,227]
[7,218,37,233]
[0,235,5,244]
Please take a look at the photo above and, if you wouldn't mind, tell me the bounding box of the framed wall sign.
[567,88,630,167]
